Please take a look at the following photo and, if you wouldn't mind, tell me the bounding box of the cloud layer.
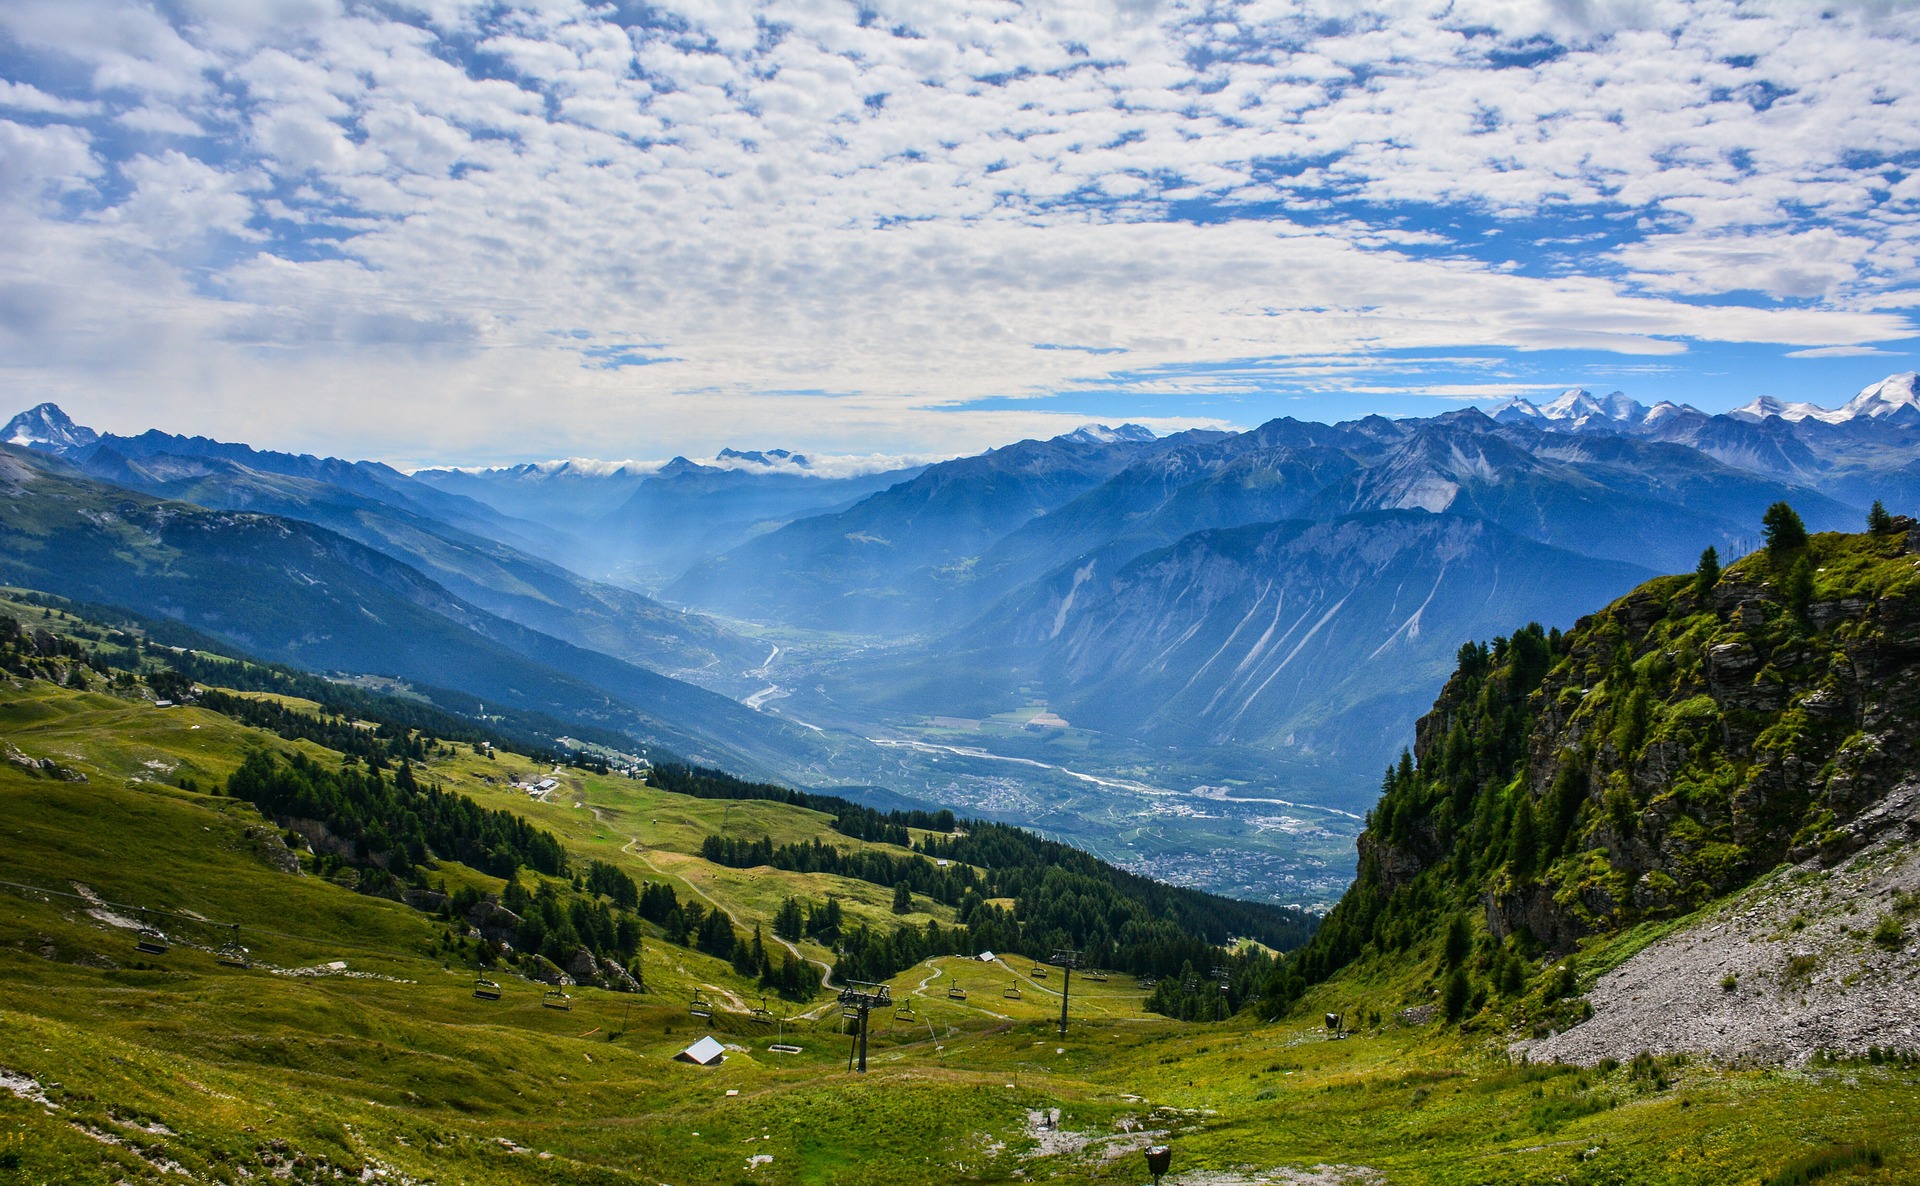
[2,0,1917,460]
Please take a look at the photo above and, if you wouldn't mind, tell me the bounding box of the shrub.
[1872,914,1905,951]
[1761,1144,1884,1186]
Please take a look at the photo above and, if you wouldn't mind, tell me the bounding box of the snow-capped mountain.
[1730,372,1920,425]
[1488,388,1684,430]
[3,402,98,453]
[1061,423,1157,445]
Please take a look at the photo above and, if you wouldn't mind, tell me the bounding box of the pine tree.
[1763,501,1808,557]
[1694,545,1720,596]
[1442,966,1471,1022]
[772,896,805,941]
[1509,795,1539,878]
[1442,915,1470,969]
[891,881,912,914]
[1869,500,1895,535]
[1786,555,1815,626]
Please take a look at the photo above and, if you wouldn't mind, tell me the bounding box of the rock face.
[1283,526,1920,1037]
[980,510,1651,761]
[1482,550,1920,949]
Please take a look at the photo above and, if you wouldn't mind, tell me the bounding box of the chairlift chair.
[134,928,170,956]
[750,995,774,1023]
[1002,984,1021,1000]
[689,991,714,1020]
[894,1001,917,1022]
[216,925,250,969]
[947,983,968,1001]
[543,989,573,1011]
[1030,965,1047,979]
[1087,969,1108,983]
[472,978,503,1001]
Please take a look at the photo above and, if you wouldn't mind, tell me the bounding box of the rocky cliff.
[1278,518,1920,1013]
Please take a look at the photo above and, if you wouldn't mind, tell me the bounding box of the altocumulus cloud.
[0,0,1916,461]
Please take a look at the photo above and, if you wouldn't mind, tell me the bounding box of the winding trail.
[585,796,838,1016]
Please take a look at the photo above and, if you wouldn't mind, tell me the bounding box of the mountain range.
[6,377,1917,901]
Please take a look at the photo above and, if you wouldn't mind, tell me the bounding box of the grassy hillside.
[0,445,826,778]
[5,592,1920,1183]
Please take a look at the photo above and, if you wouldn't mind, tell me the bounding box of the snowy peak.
[1488,397,1544,424]
[1727,395,1831,424]
[1060,423,1156,445]
[1489,389,1681,430]
[4,403,98,454]
[1839,371,1920,421]
[1729,373,1920,425]
[715,447,811,471]
[1543,388,1651,426]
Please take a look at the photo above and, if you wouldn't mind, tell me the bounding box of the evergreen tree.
[1763,501,1808,557]
[1869,500,1895,535]
[1693,546,1720,596]
[1508,795,1539,878]
[772,896,805,941]
[891,881,912,914]
[1786,555,1815,626]
[1442,967,1471,1022]
[1441,915,1470,969]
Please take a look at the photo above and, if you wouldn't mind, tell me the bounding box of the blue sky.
[1,0,1917,466]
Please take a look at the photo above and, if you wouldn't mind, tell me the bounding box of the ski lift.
[1030,965,1048,979]
[216,924,249,969]
[473,978,503,1001]
[1002,984,1022,1000]
[1139,977,1157,989]
[542,989,572,1011]
[750,995,774,1023]
[769,1015,802,1054]
[1087,969,1108,983]
[135,929,170,956]
[947,983,968,1001]
[895,1001,918,1023]
[689,991,714,1020]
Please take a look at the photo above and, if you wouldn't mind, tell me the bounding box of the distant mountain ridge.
[0,444,822,777]
[0,406,759,677]
[679,377,1914,795]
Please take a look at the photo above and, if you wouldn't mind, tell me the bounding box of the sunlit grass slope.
[1,655,1916,1183]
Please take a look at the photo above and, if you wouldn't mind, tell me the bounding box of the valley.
[5,562,1920,1184]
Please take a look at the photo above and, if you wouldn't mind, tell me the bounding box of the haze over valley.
[11,374,1917,905]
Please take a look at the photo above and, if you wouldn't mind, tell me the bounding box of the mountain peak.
[4,403,98,454]
[1728,372,1920,425]
[1489,389,1672,429]
[1839,370,1920,420]
[716,447,811,469]
[1060,423,1156,445]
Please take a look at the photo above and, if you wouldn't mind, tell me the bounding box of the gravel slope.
[1523,783,1920,1067]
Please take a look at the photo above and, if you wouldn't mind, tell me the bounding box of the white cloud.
[1785,344,1907,359]
[0,0,1917,461]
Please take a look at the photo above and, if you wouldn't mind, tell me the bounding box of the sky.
[3,0,1919,467]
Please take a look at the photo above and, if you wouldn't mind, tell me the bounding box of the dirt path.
[588,799,838,1012]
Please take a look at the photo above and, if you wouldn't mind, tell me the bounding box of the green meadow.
[3,668,1917,1185]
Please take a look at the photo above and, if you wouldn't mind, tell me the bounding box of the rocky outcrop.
[465,900,523,944]
[1469,533,1920,952]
